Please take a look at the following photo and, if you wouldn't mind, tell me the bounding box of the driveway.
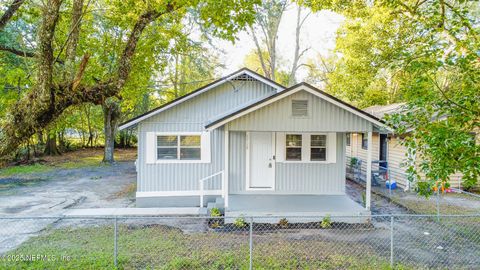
[0,162,136,253]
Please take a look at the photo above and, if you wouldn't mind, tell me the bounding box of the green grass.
[0,156,107,178]
[388,193,478,215]
[0,163,52,177]
[2,224,408,270]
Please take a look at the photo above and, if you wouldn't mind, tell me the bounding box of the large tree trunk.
[44,131,60,155]
[102,100,120,163]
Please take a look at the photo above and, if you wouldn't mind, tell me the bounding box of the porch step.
[198,207,208,215]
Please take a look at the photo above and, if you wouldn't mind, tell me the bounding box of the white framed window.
[277,132,336,163]
[157,135,201,160]
[286,134,302,161]
[146,132,211,164]
[310,134,327,161]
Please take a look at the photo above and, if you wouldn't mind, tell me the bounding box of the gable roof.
[205,82,390,131]
[119,68,285,130]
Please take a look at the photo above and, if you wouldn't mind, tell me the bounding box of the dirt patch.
[108,182,136,200]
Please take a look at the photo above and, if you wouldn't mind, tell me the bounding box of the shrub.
[350,157,359,167]
[278,218,288,228]
[233,216,247,228]
[210,220,221,229]
[210,207,221,217]
[320,215,332,229]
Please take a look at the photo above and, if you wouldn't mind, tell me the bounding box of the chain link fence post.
[436,190,440,221]
[390,215,394,268]
[114,216,118,267]
[249,217,253,270]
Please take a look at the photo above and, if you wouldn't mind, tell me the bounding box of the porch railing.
[199,170,224,208]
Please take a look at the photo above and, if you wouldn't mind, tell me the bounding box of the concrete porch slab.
[64,207,200,217]
[225,194,370,223]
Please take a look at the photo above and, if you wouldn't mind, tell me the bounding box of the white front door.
[247,132,275,189]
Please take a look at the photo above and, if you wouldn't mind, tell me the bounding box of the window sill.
[280,160,334,164]
[149,160,210,164]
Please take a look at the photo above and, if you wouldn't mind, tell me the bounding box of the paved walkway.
[64,207,200,216]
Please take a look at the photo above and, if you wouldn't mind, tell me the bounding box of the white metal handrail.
[199,171,224,208]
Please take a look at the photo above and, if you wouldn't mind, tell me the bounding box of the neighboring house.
[347,103,465,191]
[119,68,389,220]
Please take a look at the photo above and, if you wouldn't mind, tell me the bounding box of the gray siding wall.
[227,90,372,132]
[229,132,347,195]
[137,81,276,193]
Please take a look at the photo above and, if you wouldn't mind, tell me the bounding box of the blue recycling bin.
[386,181,397,190]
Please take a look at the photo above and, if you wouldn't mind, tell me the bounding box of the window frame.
[310,134,327,161]
[154,132,208,163]
[285,134,303,161]
[361,133,368,150]
[283,133,331,163]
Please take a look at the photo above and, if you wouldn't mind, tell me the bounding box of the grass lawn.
[2,223,404,270]
[388,193,480,215]
[0,148,136,178]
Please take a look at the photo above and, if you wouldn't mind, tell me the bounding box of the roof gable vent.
[292,100,308,117]
[231,74,256,81]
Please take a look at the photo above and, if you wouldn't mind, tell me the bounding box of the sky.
[215,5,344,80]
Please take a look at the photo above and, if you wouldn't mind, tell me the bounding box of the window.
[291,100,308,117]
[286,134,302,161]
[310,135,327,161]
[346,133,351,146]
[157,135,201,160]
[361,133,368,150]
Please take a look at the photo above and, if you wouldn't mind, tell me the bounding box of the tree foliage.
[0,0,259,160]
[301,0,480,193]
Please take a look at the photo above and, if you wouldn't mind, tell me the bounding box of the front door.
[247,132,275,190]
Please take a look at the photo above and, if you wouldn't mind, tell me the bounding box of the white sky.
[215,6,344,80]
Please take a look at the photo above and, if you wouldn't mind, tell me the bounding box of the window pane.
[180,148,201,160]
[157,148,177,159]
[286,134,302,147]
[286,148,302,161]
[157,136,177,147]
[180,135,200,147]
[311,148,326,161]
[311,135,326,147]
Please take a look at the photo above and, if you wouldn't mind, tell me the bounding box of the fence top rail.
[0,213,480,220]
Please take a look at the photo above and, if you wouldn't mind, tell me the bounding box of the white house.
[119,68,390,220]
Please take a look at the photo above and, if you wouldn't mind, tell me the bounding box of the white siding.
[229,132,347,195]
[227,91,372,132]
[137,80,277,193]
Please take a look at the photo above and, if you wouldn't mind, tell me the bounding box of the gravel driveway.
[0,162,136,253]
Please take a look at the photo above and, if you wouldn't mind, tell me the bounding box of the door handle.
[268,163,272,168]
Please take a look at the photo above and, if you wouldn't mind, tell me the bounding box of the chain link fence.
[1,214,479,269]
[346,160,480,217]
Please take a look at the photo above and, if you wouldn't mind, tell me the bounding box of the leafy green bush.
[233,216,247,228]
[320,215,332,229]
[210,207,221,217]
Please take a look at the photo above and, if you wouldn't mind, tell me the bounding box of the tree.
[301,0,480,193]
[287,4,310,86]
[0,0,259,162]
[249,0,288,82]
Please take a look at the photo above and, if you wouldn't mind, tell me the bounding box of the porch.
[224,194,370,223]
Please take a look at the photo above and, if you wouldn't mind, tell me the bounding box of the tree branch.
[72,53,89,91]
[0,44,35,57]
[116,6,174,88]
[0,0,25,31]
